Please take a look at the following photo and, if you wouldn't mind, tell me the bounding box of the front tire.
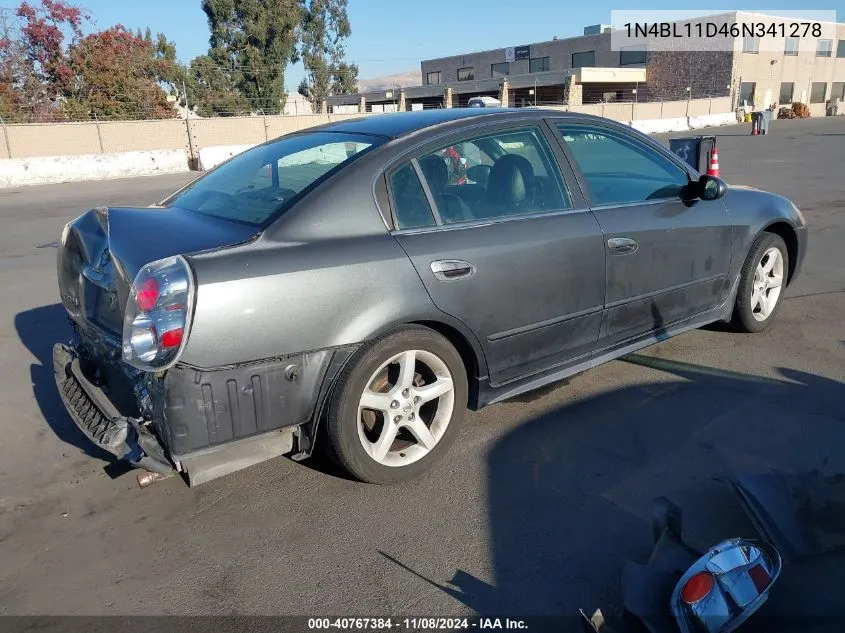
[731,233,788,333]
[325,326,468,484]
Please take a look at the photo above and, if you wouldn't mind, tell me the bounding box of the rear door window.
[408,126,571,225]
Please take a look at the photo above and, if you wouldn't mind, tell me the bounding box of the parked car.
[467,96,501,108]
[54,109,807,486]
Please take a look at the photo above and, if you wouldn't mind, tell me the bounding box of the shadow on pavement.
[385,356,845,625]
[14,303,114,463]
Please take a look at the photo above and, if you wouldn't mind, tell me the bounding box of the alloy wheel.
[356,349,455,467]
[750,247,784,321]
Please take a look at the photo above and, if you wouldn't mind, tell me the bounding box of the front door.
[387,123,606,386]
[552,121,733,352]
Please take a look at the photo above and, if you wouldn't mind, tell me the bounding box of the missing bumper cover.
[53,342,173,475]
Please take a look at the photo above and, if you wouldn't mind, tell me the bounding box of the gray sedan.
[54,109,807,485]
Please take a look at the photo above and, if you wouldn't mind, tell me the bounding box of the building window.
[491,62,510,77]
[832,82,845,102]
[529,56,550,73]
[778,82,794,103]
[816,39,832,57]
[784,37,799,56]
[739,82,755,106]
[457,67,474,81]
[810,82,827,103]
[837,40,845,58]
[571,50,595,69]
[426,71,441,86]
[619,46,647,65]
[743,36,759,53]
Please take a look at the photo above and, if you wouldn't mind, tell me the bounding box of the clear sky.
[65,0,845,90]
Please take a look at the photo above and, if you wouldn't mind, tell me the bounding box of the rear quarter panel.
[178,153,464,369]
[181,232,438,367]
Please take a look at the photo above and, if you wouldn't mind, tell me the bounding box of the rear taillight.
[680,571,714,604]
[122,256,194,371]
[748,564,771,593]
[136,277,160,311]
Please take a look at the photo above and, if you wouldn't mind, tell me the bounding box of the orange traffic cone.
[751,115,759,135]
[707,147,720,177]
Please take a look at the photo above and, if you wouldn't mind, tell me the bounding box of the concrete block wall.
[0,97,745,188]
[98,119,188,154]
[6,123,102,158]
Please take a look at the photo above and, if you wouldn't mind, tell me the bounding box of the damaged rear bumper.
[53,334,357,485]
[53,342,173,475]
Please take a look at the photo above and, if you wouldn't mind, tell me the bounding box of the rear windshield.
[166,131,383,226]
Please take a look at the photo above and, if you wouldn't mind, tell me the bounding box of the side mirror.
[699,174,727,200]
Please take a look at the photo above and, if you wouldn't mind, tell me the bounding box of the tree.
[331,60,357,95]
[16,0,84,95]
[62,25,176,120]
[0,9,26,119]
[299,0,357,107]
[0,1,183,121]
[136,27,184,97]
[0,0,86,120]
[186,53,249,116]
[200,0,301,114]
[296,75,311,102]
[151,31,184,96]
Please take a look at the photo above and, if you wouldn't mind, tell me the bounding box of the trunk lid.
[58,206,257,336]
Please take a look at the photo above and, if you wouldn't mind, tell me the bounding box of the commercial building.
[327,11,845,117]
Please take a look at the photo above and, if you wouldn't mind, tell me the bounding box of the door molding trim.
[487,304,603,342]
[604,273,726,309]
[484,306,723,404]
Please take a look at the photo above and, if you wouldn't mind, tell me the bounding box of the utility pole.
[93,111,104,153]
[182,80,196,166]
[0,115,11,159]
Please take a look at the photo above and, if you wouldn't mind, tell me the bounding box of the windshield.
[166,131,383,226]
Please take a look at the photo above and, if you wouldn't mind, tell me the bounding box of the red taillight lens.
[136,277,159,311]
[748,564,770,593]
[123,256,194,371]
[681,571,714,604]
[160,328,183,349]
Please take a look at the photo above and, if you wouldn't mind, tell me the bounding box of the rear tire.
[325,325,467,484]
[730,233,788,333]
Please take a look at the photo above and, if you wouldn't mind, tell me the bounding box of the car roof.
[318,107,562,139]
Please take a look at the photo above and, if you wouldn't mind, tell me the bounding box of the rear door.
[387,122,606,386]
[550,120,733,352]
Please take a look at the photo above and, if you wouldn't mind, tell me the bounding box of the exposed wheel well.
[412,320,482,410]
[763,222,798,285]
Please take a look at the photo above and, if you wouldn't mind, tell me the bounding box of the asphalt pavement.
[0,117,843,620]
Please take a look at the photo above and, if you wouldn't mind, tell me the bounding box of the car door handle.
[607,237,638,255]
[430,260,476,281]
